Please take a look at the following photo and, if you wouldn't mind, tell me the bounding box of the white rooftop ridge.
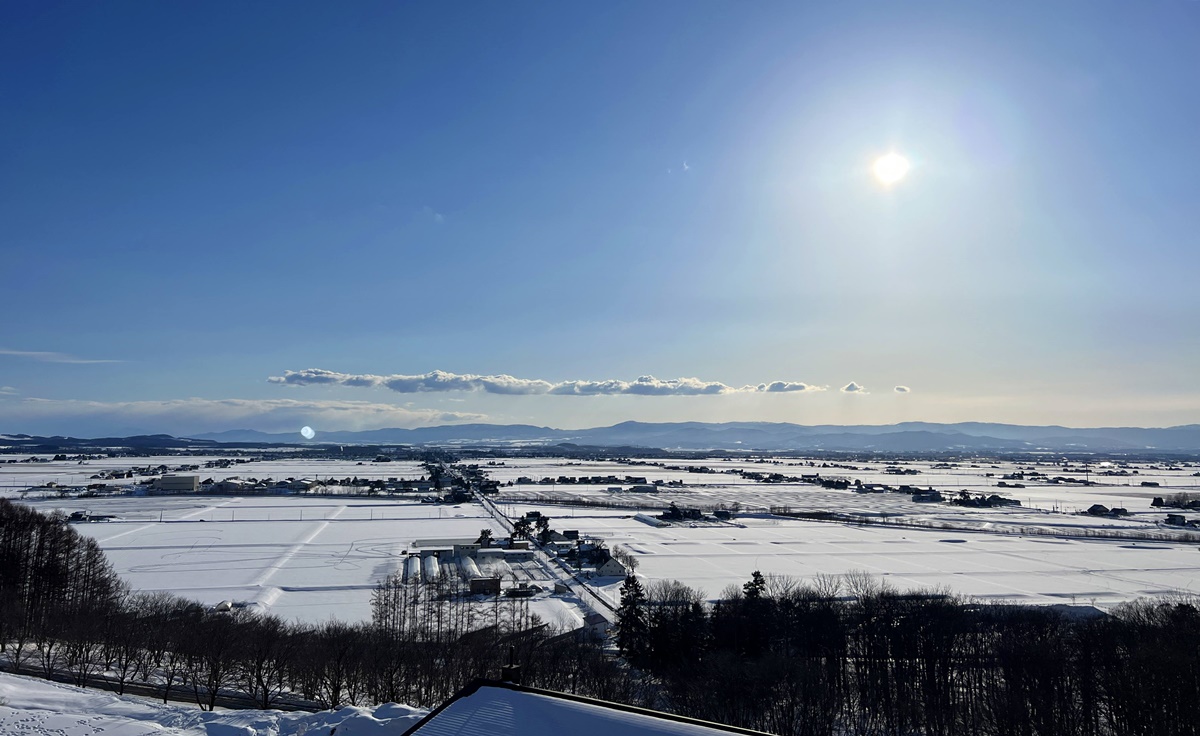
[402,680,774,736]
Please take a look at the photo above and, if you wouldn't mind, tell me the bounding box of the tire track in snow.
[249,521,330,589]
[93,500,238,544]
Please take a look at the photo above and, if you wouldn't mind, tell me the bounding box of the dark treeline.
[6,496,1200,735]
[0,499,623,710]
[617,571,1200,736]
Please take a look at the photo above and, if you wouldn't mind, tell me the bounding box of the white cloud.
[269,369,828,397]
[6,397,485,435]
[841,381,867,394]
[894,385,911,393]
[757,381,820,393]
[0,349,122,364]
[0,386,18,395]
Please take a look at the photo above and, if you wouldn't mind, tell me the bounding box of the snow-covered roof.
[403,680,772,736]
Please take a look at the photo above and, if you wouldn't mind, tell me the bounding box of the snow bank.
[0,671,425,736]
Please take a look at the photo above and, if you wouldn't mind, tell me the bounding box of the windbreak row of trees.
[6,496,1200,735]
[618,571,1200,736]
[0,499,623,710]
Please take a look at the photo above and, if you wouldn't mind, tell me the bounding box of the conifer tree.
[617,574,648,665]
[743,570,766,600]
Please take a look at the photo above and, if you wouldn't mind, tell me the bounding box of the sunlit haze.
[873,152,911,185]
[3,2,1199,436]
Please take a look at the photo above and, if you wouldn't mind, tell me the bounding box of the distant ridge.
[4,421,1199,453]
[184,421,1200,452]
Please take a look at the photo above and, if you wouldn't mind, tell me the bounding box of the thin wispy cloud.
[422,205,445,224]
[269,368,827,397]
[0,386,18,395]
[9,397,484,434]
[894,385,911,393]
[0,349,123,364]
[841,381,867,394]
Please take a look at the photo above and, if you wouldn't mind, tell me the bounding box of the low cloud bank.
[0,349,122,364]
[269,369,825,397]
[3,397,484,436]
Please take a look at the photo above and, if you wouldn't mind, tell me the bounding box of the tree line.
[617,570,1200,736]
[0,499,623,710]
[5,496,1200,735]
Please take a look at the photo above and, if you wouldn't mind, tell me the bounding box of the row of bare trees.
[0,499,623,710]
[10,494,1200,735]
[619,571,1200,736]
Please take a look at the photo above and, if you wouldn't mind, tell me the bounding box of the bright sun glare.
[873,152,910,186]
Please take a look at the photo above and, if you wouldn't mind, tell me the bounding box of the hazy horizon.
[4,2,1198,436]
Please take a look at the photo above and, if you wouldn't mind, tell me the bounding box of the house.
[912,490,944,503]
[540,531,574,554]
[583,612,610,637]
[595,556,627,577]
[403,679,774,736]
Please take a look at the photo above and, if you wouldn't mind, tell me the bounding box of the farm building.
[154,474,199,493]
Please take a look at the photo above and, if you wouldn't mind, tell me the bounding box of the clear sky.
[3,1,1198,436]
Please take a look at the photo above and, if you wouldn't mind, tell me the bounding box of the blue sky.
[3,1,1198,435]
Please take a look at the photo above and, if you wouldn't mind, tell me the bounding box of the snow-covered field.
[487,457,1200,515]
[5,455,1200,624]
[14,495,501,623]
[545,510,1200,610]
[0,670,424,736]
[482,458,1200,610]
[11,493,588,628]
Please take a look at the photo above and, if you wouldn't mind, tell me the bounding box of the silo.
[422,554,440,581]
[405,555,422,584]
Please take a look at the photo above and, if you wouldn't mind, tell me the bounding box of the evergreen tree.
[617,574,649,665]
[512,517,533,540]
[743,570,766,600]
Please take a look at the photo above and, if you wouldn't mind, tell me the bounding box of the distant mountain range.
[4,421,1199,454]
[187,421,1200,453]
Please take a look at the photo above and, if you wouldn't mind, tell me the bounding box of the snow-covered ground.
[9,494,589,629]
[0,670,424,736]
[5,456,1200,624]
[485,456,1200,515]
[0,456,427,497]
[11,495,501,623]
[563,512,1200,609]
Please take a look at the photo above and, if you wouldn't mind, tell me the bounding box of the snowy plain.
[0,670,424,736]
[4,455,1200,624]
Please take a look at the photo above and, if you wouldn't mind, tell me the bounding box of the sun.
[873,152,911,186]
